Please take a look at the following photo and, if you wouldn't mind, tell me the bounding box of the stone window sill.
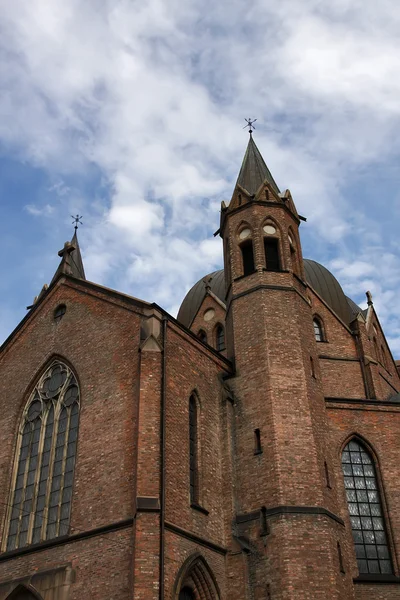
[354,574,400,584]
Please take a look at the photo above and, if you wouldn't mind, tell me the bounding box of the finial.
[243,118,257,134]
[366,291,373,306]
[71,214,83,231]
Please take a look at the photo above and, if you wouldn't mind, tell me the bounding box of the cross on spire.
[71,214,83,231]
[243,118,257,134]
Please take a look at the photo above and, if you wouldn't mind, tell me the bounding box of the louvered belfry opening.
[241,240,255,276]
[264,237,280,271]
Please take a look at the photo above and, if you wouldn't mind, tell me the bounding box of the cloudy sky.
[1,0,400,355]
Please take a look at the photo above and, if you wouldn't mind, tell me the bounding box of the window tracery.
[5,361,80,552]
[341,439,392,575]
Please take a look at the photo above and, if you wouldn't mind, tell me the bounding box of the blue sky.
[1,0,400,355]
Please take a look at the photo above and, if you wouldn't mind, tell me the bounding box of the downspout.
[159,316,167,600]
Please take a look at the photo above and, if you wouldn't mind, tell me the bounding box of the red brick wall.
[220,196,356,599]
[327,403,400,594]
[0,278,141,596]
[190,294,227,357]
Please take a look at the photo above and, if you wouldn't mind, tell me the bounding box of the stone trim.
[0,517,134,562]
[354,574,400,584]
[165,522,227,555]
[236,506,344,526]
[326,397,400,408]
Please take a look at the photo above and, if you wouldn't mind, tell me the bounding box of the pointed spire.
[236,133,280,196]
[50,229,86,285]
[70,230,86,279]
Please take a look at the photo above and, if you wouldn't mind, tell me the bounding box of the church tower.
[220,133,355,599]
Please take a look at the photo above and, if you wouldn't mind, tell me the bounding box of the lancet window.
[189,395,198,504]
[342,439,392,575]
[313,317,324,342]
[215,325,225,352]
[5,361,80,552]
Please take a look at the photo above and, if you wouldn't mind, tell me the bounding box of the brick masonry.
[0,178,399,599]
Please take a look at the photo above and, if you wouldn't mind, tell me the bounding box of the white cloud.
[25,203,55,216]
[1,0,400,354]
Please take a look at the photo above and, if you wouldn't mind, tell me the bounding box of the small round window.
[54,304,66,322]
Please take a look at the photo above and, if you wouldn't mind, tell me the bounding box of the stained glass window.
[5,361,80,552]
[342,440,392,575]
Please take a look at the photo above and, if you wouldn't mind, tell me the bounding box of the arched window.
[288,230,300,277]
[262,222,281,271]
[189,395,198,504]
[240,240,255,276]
[342,439,392,575]
[197,330,207,344]
[313,317,324,342]
[215,325,225,352]
[179,588,196,600]
[5,361,80,552]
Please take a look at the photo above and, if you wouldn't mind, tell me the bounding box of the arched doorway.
[174,554,220,600]
[179,588,196,600]
[6,585,42,600]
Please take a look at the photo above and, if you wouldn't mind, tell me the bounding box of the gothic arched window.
[5,360,80,552]
[215,325,225,352]
[342,439,392,575]
[197,330,207,344]
[189,395,198,504]
[313,317,324,342]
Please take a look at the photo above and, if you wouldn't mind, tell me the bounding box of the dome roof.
[303,259,351,325]
[177,270,226,328]
[177,259,354,328]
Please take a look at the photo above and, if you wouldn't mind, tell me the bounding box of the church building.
[0,134,400,599]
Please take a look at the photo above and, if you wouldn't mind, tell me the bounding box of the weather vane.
[243,118,257,133]
[71,214,83,231]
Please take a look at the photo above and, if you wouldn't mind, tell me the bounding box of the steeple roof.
[70,230,86,279]
[236,133,280,196]
[50,230,86,285]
